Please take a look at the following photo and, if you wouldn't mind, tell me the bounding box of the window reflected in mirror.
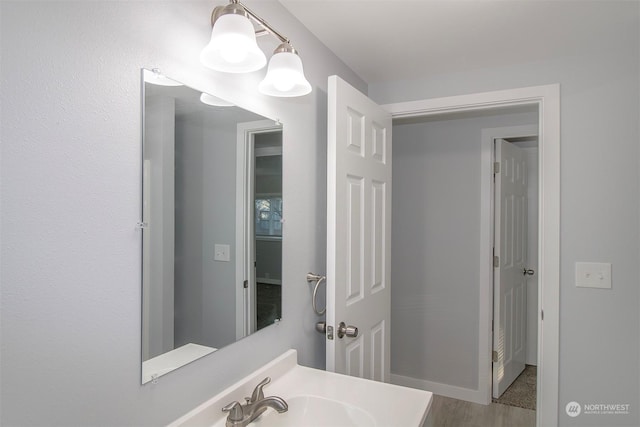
[255,196,282,237]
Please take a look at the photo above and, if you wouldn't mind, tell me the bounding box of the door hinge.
[493,255,500,268]
[243,280,248,289]
[494,162,500,174]
[492,350,499,363]
[541,309,544,321]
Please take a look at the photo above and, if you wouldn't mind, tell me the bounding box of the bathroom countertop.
[169,349,432,427]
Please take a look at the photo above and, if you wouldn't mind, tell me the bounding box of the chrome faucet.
[222,377,288,427]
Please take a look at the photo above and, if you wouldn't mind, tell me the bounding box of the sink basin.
[252,395,376,427]
[169,349,432,427]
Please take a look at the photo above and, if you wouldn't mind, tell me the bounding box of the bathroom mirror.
[141,69,283,384]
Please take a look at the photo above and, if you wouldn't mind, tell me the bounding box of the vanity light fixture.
[200,92,235,107]
[200,0,312,97]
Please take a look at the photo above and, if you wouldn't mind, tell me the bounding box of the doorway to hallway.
[385,85,560,426]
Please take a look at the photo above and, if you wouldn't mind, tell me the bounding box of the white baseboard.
[391,373,489,405]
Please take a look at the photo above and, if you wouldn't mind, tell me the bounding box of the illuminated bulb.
[259,44,311,97]
[200,13,266,73]
[220,46,247,64]
[272,74,296,92]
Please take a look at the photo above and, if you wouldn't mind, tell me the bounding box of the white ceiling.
[279,0,636,85]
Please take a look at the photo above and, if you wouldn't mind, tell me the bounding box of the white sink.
[169,350,432,427]
[252,395,376,427]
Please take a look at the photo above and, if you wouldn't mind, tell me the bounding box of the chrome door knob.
[337,322,358,339]
[523,268,535,276]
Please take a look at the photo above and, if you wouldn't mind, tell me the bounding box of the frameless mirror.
[141,69,283,384]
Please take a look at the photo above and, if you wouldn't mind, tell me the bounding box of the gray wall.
[175,107,272,351]
[0,1,365,425]
[392,111,537,390]
[174,112,205,348]
[201,111,243,349]
[175,110,243,350]
[143,94,176,359]
[372,2,640,426]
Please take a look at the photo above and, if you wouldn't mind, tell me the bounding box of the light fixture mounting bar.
[237,0,289,43]
[211,0,290,44]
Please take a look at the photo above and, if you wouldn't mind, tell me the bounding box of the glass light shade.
[200,14,266,73]
[258,51,312,97]
[200,92,235,107]
[143,69,183,86]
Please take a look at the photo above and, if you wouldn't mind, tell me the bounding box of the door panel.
[371,181,386,293]
[327,75,392,381]
[370,319,385,381]
[493,139,528,398]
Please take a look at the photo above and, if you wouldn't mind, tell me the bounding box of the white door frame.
[383,84,560,427]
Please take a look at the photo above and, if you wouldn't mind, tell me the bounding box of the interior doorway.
[382,84,560,427]
[253,131,284,331]
[235,120,283,339]
[389,111,539,407]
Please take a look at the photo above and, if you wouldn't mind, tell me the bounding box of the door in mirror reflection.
[140,69,283,384]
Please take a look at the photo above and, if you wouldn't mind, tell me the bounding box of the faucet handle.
[250,377,271,403]
[222,401,244,422]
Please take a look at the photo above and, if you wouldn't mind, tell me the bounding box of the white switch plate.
[214,244,230,262]
[575,262,611,289]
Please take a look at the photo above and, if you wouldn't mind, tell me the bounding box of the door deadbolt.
[315,321,326,334]
[337,322,358,339]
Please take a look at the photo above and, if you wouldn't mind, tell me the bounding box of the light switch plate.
[575,262,611,289]
[214,244,230,262]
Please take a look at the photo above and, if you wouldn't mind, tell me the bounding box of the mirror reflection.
[141,69,283,384]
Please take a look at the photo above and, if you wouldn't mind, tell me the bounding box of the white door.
[493,139,528,398]
[326,75,392,381]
